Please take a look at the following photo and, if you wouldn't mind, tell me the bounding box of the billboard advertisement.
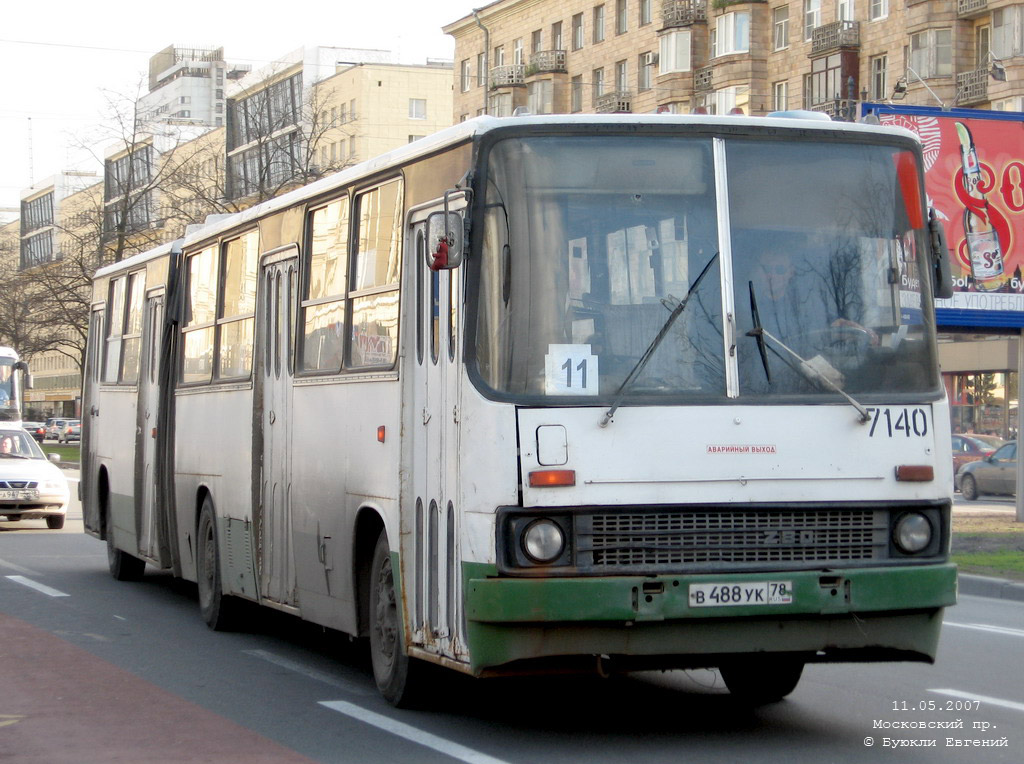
[862,104,1024,328]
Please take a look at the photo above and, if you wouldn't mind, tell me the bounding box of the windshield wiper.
[745,308,870,423]
[600,253,719,427]
[0,453,30,459]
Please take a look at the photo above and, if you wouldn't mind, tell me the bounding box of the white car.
[0,429,69,529]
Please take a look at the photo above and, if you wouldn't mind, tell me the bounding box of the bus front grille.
[577,508,889,570]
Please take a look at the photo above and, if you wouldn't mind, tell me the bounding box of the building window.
[21,193,54,233]
[616,0,628,35]
[493,45,505,67]
[705,85,749,115]
[461,59,472,92]
[513,38,524,65]
[976,25,991,69]
[594,5,605,43]
[713,12,750,57]
[532,29,543,54]
[804,0,821,42]
[552,21,563,51]
[838,0,854,22]
[810,53,843,105]
[910,29,952,77]
[528,80,554,114]
[476,53,486,87]
[773,81,788,111]
[640,0,651,26]
[869,0,888,21]
[615,59,628,91]
[993,8,1023,58]
[660,30,692,74]
[773,6,789,51]
[870,55,887,100]
[572,14,584,50]
[638,52,654,91]
[409,98,427,119]
[592,67,605,104]
[571,75,584,112]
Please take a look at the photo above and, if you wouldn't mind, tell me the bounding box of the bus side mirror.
[928,210,954,299]
[14,360,31,390]
[427,210,464,271]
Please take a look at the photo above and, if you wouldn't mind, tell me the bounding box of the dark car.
[22,421,46,442]
[950,434,996,479]
[956,441,1017,500]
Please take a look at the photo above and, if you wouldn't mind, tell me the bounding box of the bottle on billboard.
[956,121,1007,292]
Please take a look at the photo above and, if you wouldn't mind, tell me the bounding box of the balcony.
[958,0,988,18]
[811,20,860,56]
[595,90,633,113]
[957,68,989,106]
[490,65,526,89]
[527,50,566,75]
[809,99,858,122]
[661,0,708,28]
[694,65,713,92]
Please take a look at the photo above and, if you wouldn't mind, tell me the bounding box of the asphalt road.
[1,479,1022,763]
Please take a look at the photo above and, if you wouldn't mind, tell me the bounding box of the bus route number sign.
[544,344,599,396]
[688,581,793,607]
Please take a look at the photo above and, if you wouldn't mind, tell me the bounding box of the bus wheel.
[719,658,804,705]
[196,497,238,630]
[369,530,422,707]
[106,512,145,581]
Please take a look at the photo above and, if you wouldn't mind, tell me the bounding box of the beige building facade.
[444,0,1024,120]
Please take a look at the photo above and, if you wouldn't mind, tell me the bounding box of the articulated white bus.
[84,113,957,706]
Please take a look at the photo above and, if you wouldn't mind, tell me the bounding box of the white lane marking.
[320,700,513,764]
[933,688,1024,712]
[0,556,36,575]
[946,621,1024,639]
[243,650,371,696]
[5,575,69,597]
[930,689,1024,714]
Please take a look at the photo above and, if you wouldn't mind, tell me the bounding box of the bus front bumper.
[461,563,958,675]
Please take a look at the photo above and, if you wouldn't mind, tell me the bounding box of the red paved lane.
[0,613,317,763]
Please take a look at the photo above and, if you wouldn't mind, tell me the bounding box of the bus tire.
[196,496,238,631]
[106,510,145,581]
[369,530,423,707]
[719,658,804,705]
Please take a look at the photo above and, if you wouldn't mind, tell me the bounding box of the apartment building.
[444,0,1023,119]
[139,46,251,129]
[225,47,453,201]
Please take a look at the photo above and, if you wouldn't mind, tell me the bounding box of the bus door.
[82,306,105,535]
[135,291,164,562]
[257,249,299,607]
[410,208,464,659]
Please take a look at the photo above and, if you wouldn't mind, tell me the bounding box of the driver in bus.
[0,365,11,407]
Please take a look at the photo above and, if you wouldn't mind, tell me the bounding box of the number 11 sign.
[544,344,599,396]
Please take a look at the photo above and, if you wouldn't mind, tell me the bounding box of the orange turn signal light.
[895,465,933,482]
[377,426,386,443]
[528,469,576,487]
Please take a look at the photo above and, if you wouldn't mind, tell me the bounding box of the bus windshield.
[0,357,19,422]
[474,132,939,402]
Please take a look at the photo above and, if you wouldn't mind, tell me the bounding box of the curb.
[958,573,1024,603]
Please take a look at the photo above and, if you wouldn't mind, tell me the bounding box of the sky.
[0,0,477,210]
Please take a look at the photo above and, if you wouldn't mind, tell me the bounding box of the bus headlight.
[522,519,565,563]
[893,512,932,554]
